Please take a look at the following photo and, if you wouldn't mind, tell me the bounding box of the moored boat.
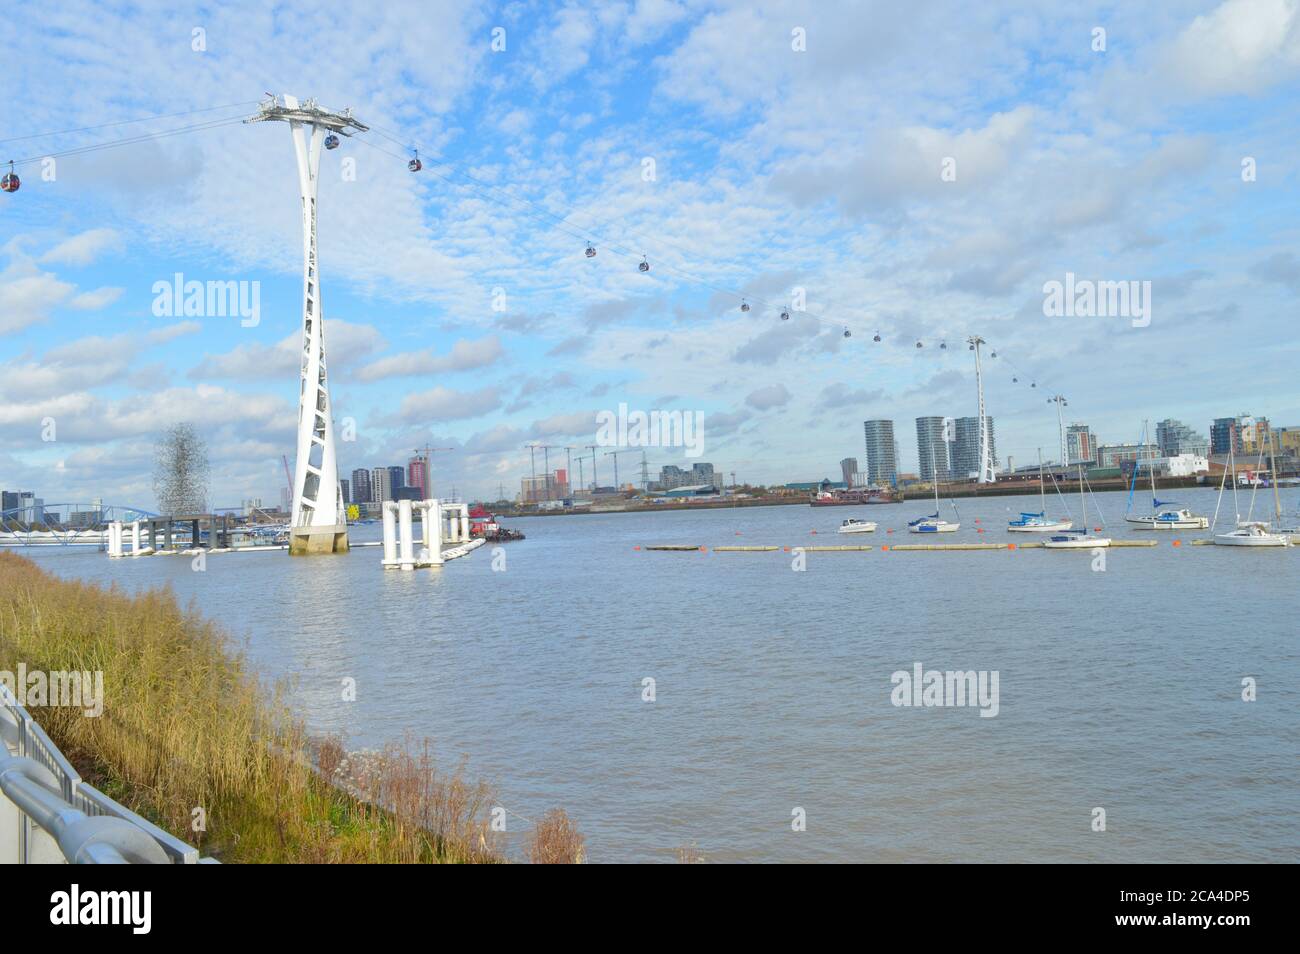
[1044,464,1110,549]
[1214,521,1287,547]
[836,518,876,534]
[1009,450,1072,532]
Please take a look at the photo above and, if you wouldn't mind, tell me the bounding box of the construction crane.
[603,449,641,493]
[413,445,454,497]
[281,455,293,505]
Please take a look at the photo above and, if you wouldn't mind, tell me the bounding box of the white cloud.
[39,228,124,267]
[0,267,75,334]
[745,383,792,411]
[69,286,125,310]
[1163,0,1300,96]
[355,335,504,381]
[397,385,501,422]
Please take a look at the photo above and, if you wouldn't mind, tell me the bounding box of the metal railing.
[0,683,215,864]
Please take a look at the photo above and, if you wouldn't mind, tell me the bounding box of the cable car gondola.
[740,300,750,312]
[939,340,947,349]
[585,243,596,258]
[638,257,650,273]
[780,309,790,321]
[408,150,422,172]
[1,161,18,194]
[873,332,881,342]
[915,340,923,348]
[843,328,851,338]
[324,134,340,150]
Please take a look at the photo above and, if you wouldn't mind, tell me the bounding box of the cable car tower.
[247,95,368,554]
[967,335,996,484]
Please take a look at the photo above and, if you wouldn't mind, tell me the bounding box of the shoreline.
[497,475,1215,517]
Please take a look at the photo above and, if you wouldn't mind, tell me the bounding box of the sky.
[1,0,1299,508]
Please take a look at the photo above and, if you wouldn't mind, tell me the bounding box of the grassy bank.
[0,552,581,863]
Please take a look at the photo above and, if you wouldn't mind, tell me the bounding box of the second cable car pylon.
[247,95,368,555]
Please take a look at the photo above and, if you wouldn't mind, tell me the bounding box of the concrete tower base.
[288,525,350,555]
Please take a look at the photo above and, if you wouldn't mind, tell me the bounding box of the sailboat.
[1008,449,1072,532]
[909,446,960,533]
[1213,443,1288,547]
[1125,420,1209,529]
[1044,464,1111,549]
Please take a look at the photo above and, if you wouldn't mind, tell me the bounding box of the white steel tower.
[967,336,996,484]
[1047,394,1068,466]
[248,95,368,554]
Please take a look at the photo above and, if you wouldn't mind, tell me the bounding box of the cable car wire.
[0,101,260,147]
[0,100,1059,400]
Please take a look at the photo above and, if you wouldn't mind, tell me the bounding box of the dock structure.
[380,499,475,570]
[107,513,235,557]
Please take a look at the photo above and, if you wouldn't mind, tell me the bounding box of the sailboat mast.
[1146,419,1157,504]
[1230,444,1241,522]
[1270,430,1283,524]
[1038,448,1046,511]
[1079,463,1086,526]
[932,444,940,512]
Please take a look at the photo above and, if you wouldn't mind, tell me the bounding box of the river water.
[17,487,1300,863]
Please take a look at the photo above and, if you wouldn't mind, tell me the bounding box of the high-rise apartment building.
[1211,417,1243,456]
[350,468,372,504]
[1065,423,1096,465]
[914,417,950,480]
[371,467,393,504]
[1156,419,1208,458]
[408,456,428,498]
[863,420,898,486]
[951,416,996,479]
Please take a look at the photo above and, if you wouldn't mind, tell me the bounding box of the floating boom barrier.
[642,538,1216,553]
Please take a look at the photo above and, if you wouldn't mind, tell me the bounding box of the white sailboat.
[1044,464,1111,549]
[1212,444,1287,547]
[836,517,876,534]
[909,446,960,533]
[1008,449,1072,532]
[1125,420,1209,529]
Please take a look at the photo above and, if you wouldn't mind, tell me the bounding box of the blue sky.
[2,0,1299,507]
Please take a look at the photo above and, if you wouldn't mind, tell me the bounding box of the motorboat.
[837,518,877,534]
[1126,508,1209,530]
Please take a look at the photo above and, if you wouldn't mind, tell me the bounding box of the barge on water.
[810,488,898,506]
